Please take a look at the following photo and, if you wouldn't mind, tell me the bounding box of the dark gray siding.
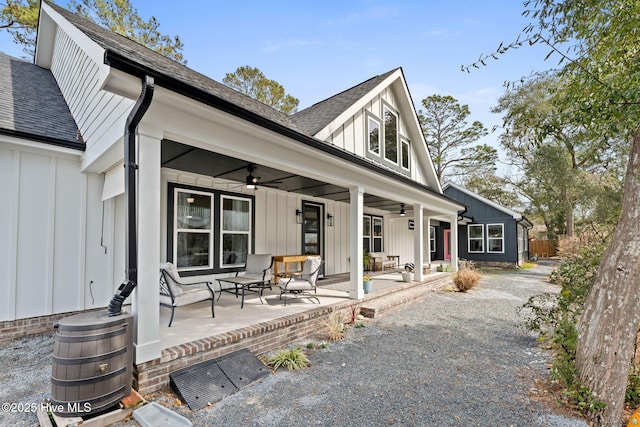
[444,186,524,265]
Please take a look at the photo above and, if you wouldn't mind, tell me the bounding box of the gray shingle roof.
[45,1,306,135]
[0,52,82,148]
[291,68,399,136]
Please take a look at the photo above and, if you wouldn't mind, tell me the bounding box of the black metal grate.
[169,349,270,411]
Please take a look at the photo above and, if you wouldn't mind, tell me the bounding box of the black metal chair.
[159,262,215,327]
[277,256,323,305]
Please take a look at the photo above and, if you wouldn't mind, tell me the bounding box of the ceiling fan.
[243,164,283,190]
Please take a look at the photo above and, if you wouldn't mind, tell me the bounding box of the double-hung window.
[430,226,436,253]
[170,184,254,273]
[487,224,504,253]
[174,189,213,270]
[221,196,252,267]
[468,224,484,253]
[362,214,384,253]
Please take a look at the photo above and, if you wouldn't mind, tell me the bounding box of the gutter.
[102,50,464,210]
[108,75,155,317]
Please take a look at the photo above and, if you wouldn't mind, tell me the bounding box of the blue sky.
[1,1,553,165]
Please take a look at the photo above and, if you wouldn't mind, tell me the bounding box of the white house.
[1,0,464,372]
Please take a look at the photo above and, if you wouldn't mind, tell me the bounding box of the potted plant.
[401,263,414,282]
[363,251,373,272]
[362,275,372,294]
[436,263,449,272]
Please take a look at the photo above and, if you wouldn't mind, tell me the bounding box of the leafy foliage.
[267,347,310,372]
[418,94,495,184]
[223,65,299,115]
[0,0,39,57]
[70,0,185,63]
[519,241,605,411]
[1,0,185,62]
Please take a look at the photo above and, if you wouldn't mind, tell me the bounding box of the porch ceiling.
[161,139,411,214]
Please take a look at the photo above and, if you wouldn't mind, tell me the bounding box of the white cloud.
[261,38,310,53]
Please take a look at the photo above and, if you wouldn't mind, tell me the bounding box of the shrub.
[453,266,481,292]
[267,347,310,372]
[324,310,346,340]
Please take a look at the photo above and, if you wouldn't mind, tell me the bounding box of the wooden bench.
[369,252,398,271]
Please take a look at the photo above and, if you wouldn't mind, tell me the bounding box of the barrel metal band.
[51,366,126,386]
[54,328,126,342]
[52,347,127,365]
[51,385,126,415]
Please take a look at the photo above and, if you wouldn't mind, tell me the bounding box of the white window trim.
[487,223,505,254]
[220,194,253,268]
[430,226,436,253]
[174,188,214,271]
[400,138,410,171]
[367,115,381,156]
[383,104,399,165]
[468,224,484,253]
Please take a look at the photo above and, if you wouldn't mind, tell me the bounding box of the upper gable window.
[401,138,410,170]
[383,106,398,164]
[368,116,380,155]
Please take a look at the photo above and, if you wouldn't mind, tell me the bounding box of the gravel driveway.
[1,261,588,426]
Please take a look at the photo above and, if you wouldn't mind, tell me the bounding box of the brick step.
[360,274,453,318]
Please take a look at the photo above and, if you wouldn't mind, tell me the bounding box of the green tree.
[492,75,608,238]
[471,1,640,424]
[1,0,185,63]
[461,171,522,212]
[0,0,39,56]
[418,94,495,184]
[223,65,299,115]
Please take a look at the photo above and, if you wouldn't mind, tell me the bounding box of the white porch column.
[349,186,364,299]
[450,213,459,272]
[133,132,161,363]
[426,215,432,271]
[413,204,424,282]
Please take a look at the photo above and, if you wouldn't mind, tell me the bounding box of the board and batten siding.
[49,27,134,153]
[0,143,109,321]
[325,88,429,186]
[160,169,370,278]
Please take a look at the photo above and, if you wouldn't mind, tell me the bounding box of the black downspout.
[108,75,155,316]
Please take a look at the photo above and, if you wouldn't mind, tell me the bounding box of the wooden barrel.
[51,311,133,417]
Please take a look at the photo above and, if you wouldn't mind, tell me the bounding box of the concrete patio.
[158,266,452,349]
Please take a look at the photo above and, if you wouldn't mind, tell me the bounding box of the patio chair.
[160,262,215,327]
[277,256,323,305]
[217,254,274,308]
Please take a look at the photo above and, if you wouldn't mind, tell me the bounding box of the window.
[430,226,436,253]
[221,196,252,267]
[468,224,484,253]
[487,223,504,253]
[368,117,380,155]
[362,216,371,251]
[372,217,383,252]
[383,106,398,164]
[362,214,383,252]
[170,184,254,273]
[401,139,410,170]
[174,189,213,270]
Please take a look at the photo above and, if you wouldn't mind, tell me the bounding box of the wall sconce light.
[295,209,303,224]
[400,203,406,217]
[186,197,195,203]
[327,213,334,227]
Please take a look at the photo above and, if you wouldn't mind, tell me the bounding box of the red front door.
[444,229,451,260]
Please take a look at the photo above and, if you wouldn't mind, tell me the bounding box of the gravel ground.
[1,261,588,426]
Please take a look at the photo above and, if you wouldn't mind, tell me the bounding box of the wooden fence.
[530,240,558,258]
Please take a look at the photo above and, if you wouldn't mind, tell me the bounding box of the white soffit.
[101,161,124,201]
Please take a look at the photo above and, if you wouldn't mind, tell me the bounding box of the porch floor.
[159,262,451,349]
